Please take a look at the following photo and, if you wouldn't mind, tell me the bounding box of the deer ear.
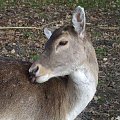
[72,6,86,38]
[44,28,52,39]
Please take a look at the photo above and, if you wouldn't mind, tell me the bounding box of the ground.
[0,1,120,120]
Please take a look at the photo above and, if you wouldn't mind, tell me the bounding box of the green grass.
[97,95,106,104]
[30,54,40,61]
[95,47,107,58]
[39,13,48,19]
[0,0,119,9]
[23,31,33,39]
[116,38,120,44]
[0,0,6,8]
[93,31,102,38]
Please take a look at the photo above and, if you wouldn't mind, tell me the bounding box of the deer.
[0,6,98,120]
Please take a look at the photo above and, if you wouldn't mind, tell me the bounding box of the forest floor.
[0,1,120,120]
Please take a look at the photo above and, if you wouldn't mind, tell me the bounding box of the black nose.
[29,66,39,76]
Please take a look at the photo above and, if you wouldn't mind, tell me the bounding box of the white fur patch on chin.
[36,74,50,83]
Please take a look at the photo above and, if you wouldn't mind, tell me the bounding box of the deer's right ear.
[44,28,52,39]
[72,6,86,38]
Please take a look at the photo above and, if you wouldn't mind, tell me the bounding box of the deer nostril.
[30,66,39,76]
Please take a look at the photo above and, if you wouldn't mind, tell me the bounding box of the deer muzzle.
[29,64,52,83]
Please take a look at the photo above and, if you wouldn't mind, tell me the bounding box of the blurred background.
[0,0,120,120]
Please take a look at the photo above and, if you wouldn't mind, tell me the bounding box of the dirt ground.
[0,3,120,120]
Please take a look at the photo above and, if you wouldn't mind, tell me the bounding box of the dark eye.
[59,41,68,46]
[55,40,69,52]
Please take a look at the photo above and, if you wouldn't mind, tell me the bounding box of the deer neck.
[66,63,96,120]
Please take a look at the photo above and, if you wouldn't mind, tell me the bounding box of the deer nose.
[29,66,39,77]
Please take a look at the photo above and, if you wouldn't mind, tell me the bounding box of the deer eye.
[55,40,69,53]
[59,41,68,46]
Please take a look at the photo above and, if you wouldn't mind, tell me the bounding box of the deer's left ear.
[44,28,52,39]
[72,6,86,38]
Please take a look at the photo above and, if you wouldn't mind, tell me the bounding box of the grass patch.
[95,47,107,58]
[116,39,120,44]
[0,0,6,8]
[93,31,102,38]
[97,95,106,104]
[23,31,33,39]
[30,54,40,61]
[39,13,48,19]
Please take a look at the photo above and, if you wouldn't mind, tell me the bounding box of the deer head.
[29,6,88,83]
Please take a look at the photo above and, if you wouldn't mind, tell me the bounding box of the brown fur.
[0,58,79,120]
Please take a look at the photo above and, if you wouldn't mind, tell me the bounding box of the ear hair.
[44,28,52,39]
[72,6,86,38]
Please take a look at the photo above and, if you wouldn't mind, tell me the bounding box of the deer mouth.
[29,74,37,83]
[29,76,36,83]
[30,74,50,84]
[29,73,40,83]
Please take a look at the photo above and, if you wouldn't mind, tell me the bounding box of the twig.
[0,19,92,30]
[0,19,70,30]
[0,26,40,30]
[98,26,119,30]
[2,20,118,30]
